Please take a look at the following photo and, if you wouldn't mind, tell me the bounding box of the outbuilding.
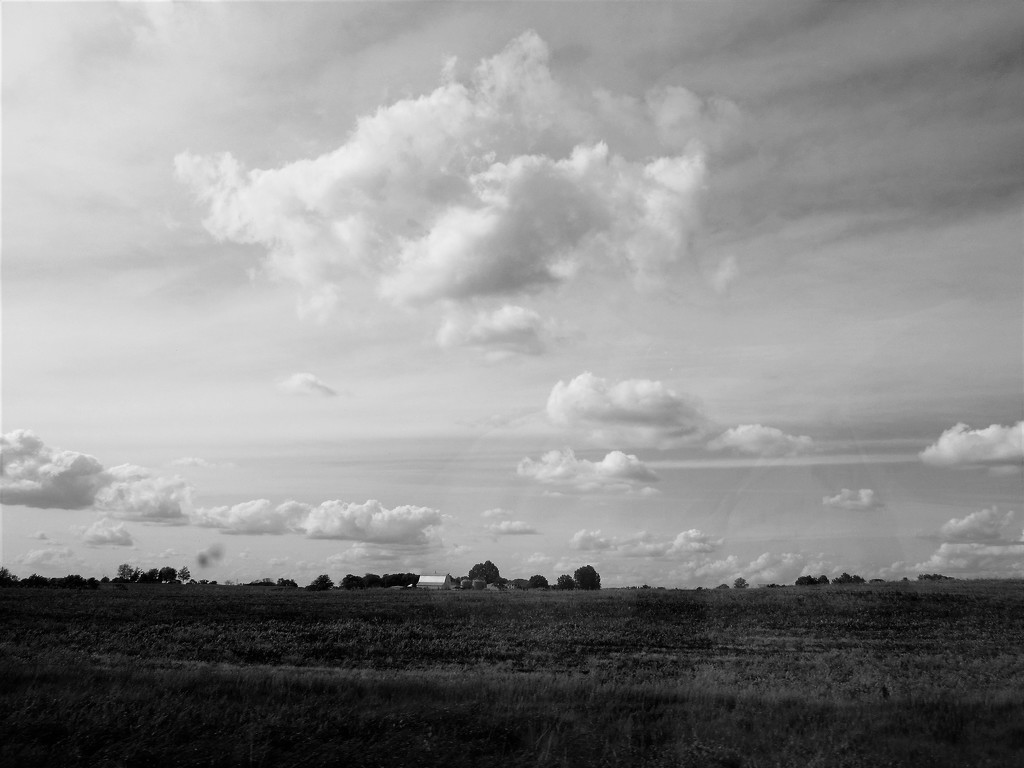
[417,574,453,590]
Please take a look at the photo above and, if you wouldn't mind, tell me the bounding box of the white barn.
[417,574,453,590]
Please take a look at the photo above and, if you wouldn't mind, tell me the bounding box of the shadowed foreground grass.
[2,582,1023,766]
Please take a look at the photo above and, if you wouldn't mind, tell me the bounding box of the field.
[2,581,1023,767]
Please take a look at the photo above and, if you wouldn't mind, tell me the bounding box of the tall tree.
[555,574,575,590]
[468,560,500,584]
[573,565,601,591]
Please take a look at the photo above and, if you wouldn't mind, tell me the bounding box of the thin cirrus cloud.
[822,488,884,511]
[175,31,721,322]
[919,421,1023,472]
[0,430,191,523]
[570,528,722,557]
[707,424,815,458]
[518,447,659,493]
[546,372,707,449]
[277,372,339,397]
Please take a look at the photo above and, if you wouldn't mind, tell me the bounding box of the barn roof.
[418,574,450,585]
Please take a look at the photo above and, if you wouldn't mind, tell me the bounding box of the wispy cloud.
[277,372,338,397]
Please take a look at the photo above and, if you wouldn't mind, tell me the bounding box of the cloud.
[518,447,659,493]
[175,31,714,318]
[480,508,513,518]
[570,528,721,557]
[81,518,134,547]
[94,465,191,523]
[0,430,192,521]
[302,499,442,544]
[707,424,815,458]
[170,456,230,469]
[191,499,308,535]
[546,372,707,448]
[822,488,884,511]
[920,421,1023,471]
[708,254,739,294]
[277,372,338,397]
[939,507,1017,543]
[486,520,539,535]
[436,305,555,357]
[1,430,109,509]
[908,541,1024,578]
[15,546,75,567]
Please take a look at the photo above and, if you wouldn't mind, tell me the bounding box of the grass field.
[2,581,1023,767]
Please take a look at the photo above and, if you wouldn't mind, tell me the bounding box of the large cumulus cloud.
[518,447,659,493]
[920,421,1023,471]
[175,31,719,322]
[1,430,190,522]
[546,372,707,448]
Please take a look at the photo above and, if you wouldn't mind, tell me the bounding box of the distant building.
[417,574,453,590]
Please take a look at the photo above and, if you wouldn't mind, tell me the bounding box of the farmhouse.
[417,574,453,590]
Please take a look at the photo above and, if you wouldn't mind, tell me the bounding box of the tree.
[556,574,575,590]
[573,565,601,590]
[715,583,731,589]
[115,563,140,583]
[158,566,177,583]
[341,574,364,590]
[833,572,865,585]
[817,575,830,585]
[733,577,749,589]
[468,560,500,584]
[528,574,549,589]
[0,567,19,587]
[306,574,334,591]
[138,568,160,584]
[362,573,383,589]
[276,578,298,588]
[178,565,191,582]
[795,575,819,586]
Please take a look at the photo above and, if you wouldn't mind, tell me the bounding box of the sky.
[2,0,1022,588]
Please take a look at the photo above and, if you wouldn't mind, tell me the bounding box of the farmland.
[2,581,1023,767]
